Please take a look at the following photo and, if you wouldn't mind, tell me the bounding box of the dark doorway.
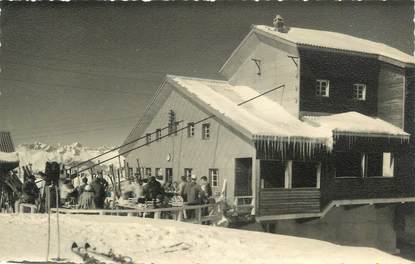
[165,168,173,183]
[235,158,252,196]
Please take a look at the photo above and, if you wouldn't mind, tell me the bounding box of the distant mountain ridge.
[16,142,123,173]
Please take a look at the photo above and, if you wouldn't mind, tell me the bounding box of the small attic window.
[316,79,330,97]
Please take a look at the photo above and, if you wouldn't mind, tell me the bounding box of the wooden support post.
[197,208,202,224]
[154,211,161,219]
[127,212,134,217]
[118,156,123,178]
[177,210,183,221]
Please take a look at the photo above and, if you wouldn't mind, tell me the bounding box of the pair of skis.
[71,242,134,264]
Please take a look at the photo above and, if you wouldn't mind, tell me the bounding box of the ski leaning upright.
[84,242,135,264]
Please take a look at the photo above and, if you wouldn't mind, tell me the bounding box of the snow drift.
[0,214,410,264]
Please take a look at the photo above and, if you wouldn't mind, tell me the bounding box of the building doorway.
[235,158,252,196]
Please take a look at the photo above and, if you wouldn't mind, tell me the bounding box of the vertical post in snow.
[46,186,51,262]
[55,186,61,260]
[118,156,123,178]
[117,169,121,194]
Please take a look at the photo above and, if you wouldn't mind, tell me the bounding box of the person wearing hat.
[77,184,96,209]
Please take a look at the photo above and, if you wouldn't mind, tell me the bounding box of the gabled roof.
[254,26,414,65]
[120,75,333,156]
[169,76,332,145]
[221,25,414,74]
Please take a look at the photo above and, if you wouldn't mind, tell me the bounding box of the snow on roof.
[303,112,409,139]
[255,25,415,65]
[0,151,19,163]
[169,76,332,145]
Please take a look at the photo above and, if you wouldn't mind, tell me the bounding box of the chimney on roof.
[273,14,289,33]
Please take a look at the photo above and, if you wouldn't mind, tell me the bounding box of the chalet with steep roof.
[121,17,415,252]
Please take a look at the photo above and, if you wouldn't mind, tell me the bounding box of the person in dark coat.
[22,175,39,204]
[200,176,213,204]
[91,176,106,209]
[178,176,188,202]
[143,176,163,201]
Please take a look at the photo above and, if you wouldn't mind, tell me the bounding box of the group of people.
[120,174,214,209]
[20,172,109,210]
[69,174,109,209]
[20,170,215,212]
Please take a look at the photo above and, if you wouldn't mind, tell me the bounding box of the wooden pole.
[117,169,121,194]
[118,157,123,178]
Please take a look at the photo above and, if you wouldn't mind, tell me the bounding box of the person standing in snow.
[77,177,88,196]
[178,176,188,202]
[200,176,213,204]
[186,175,202,205]
[21,175,39,205]
[77,184,96,209]
[186,175,203,219]
[91,175,107,209]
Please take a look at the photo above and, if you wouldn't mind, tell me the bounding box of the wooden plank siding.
[299,50,379,116]
[377,63,405,129]
[259,188,320,215]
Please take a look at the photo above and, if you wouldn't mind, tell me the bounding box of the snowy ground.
[0,214,411,264]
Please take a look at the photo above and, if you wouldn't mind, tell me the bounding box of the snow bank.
[255,25,415,65]
[0,214,411,264]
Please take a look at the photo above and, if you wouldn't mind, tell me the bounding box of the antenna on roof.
[273,14,289,33]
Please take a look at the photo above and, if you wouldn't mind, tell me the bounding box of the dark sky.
[1,1,413,147]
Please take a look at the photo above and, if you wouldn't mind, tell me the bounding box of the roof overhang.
[303,112,410,142]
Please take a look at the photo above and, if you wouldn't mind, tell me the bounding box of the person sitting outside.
[143,176,163,201]
[77,184,96,209]
[60,179,77,206]
[22,175,39,205]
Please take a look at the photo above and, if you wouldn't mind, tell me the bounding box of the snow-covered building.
[121,18,415,252]
[0,131,20,211]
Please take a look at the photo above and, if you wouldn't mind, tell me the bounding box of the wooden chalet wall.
[299,50,379,116]
[377,63,406,129]
[125,83,256,204]
[222,31,300,117]
[319,140,413,207]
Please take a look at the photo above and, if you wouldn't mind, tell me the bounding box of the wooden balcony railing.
[258,188,320,216]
